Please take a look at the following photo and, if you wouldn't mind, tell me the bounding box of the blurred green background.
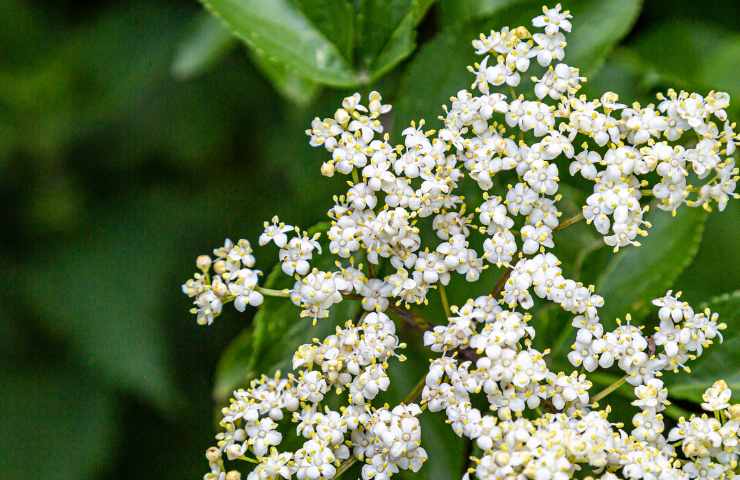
[2,0,738,478]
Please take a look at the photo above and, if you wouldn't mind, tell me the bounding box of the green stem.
[438,284,451,318]
[257,286,291,298]
[554,212,584,232]
[591,375,627,404]
[404,373,428,404]
[491,267,512,297]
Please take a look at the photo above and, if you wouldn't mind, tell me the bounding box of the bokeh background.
[2,0,738,478]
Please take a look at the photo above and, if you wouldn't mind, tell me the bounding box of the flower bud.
[213,260,227,275]
[226,471,242,480]
[321,161,335,177]
[729,404,740,421]
[196,255,212,272]
[205,446,221,463]
[334,108,350,125]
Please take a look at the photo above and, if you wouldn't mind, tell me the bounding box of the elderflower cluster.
[204,312,427,480]
[184,4,739,479]
[182,238,264,325]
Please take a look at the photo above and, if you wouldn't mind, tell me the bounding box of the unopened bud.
[321,162,335,177]
[205,446,221,463]
[334,108,350,125]
[212,280,228,297]
[226,471,242,480]
[213,260,227,275]
[729,404,740,421]
[196,255,212,272]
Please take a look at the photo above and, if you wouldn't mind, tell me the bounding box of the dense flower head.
[184,4,739,479]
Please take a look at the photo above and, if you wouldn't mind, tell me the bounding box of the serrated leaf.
[172,13,237,80]
[664,290,740,402]
[214,223,360,402]
[200,0,357,87]
[356,0,436,80]
[394,0,642,133]
[596,207,707,328]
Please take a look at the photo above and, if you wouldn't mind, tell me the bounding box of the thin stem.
[352,168,360,184]
[390,306,431,331]
[491,267,512,297]
[257,286,291,298]
[554,212,584,232]
[438,285,451,318]
[367,261,376,278]
[334,457,356,478]
[404,373,428,404]
[591,375,627,404]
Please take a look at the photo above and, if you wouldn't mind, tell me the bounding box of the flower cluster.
[204,312,427,480]
[184,4,739,479]
[182,238,264,325]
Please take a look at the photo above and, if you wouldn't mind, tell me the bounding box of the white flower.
[246,418,283,456]
[569,150,600,180]
[248,449,293,480]
[290,269,348,319]
[701,380,732,412]
[294,439,336,479]
[532,3,572,35]
[532,32,566,66]
[483,230,517,266]
[228,268,264,312]
[259,216,293,248]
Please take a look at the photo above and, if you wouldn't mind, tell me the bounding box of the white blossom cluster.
[182,238,264,325]
[183,4,740,479]
[204,312,427,480]
[566,290,726,385]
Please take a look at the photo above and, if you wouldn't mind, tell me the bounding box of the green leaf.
[200,0,357,86]
[294,0,355,62]
[627,20,740,116]
[439,0,527,26]
[247,48,321,106]
[213,223,361,402]
[172,13,237,80]
[394,0,642,133]
[357,0,436,81]
[1,367,117,480]
[676,202,740,303]
[596,207,707,328]
[664,290,740,402]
